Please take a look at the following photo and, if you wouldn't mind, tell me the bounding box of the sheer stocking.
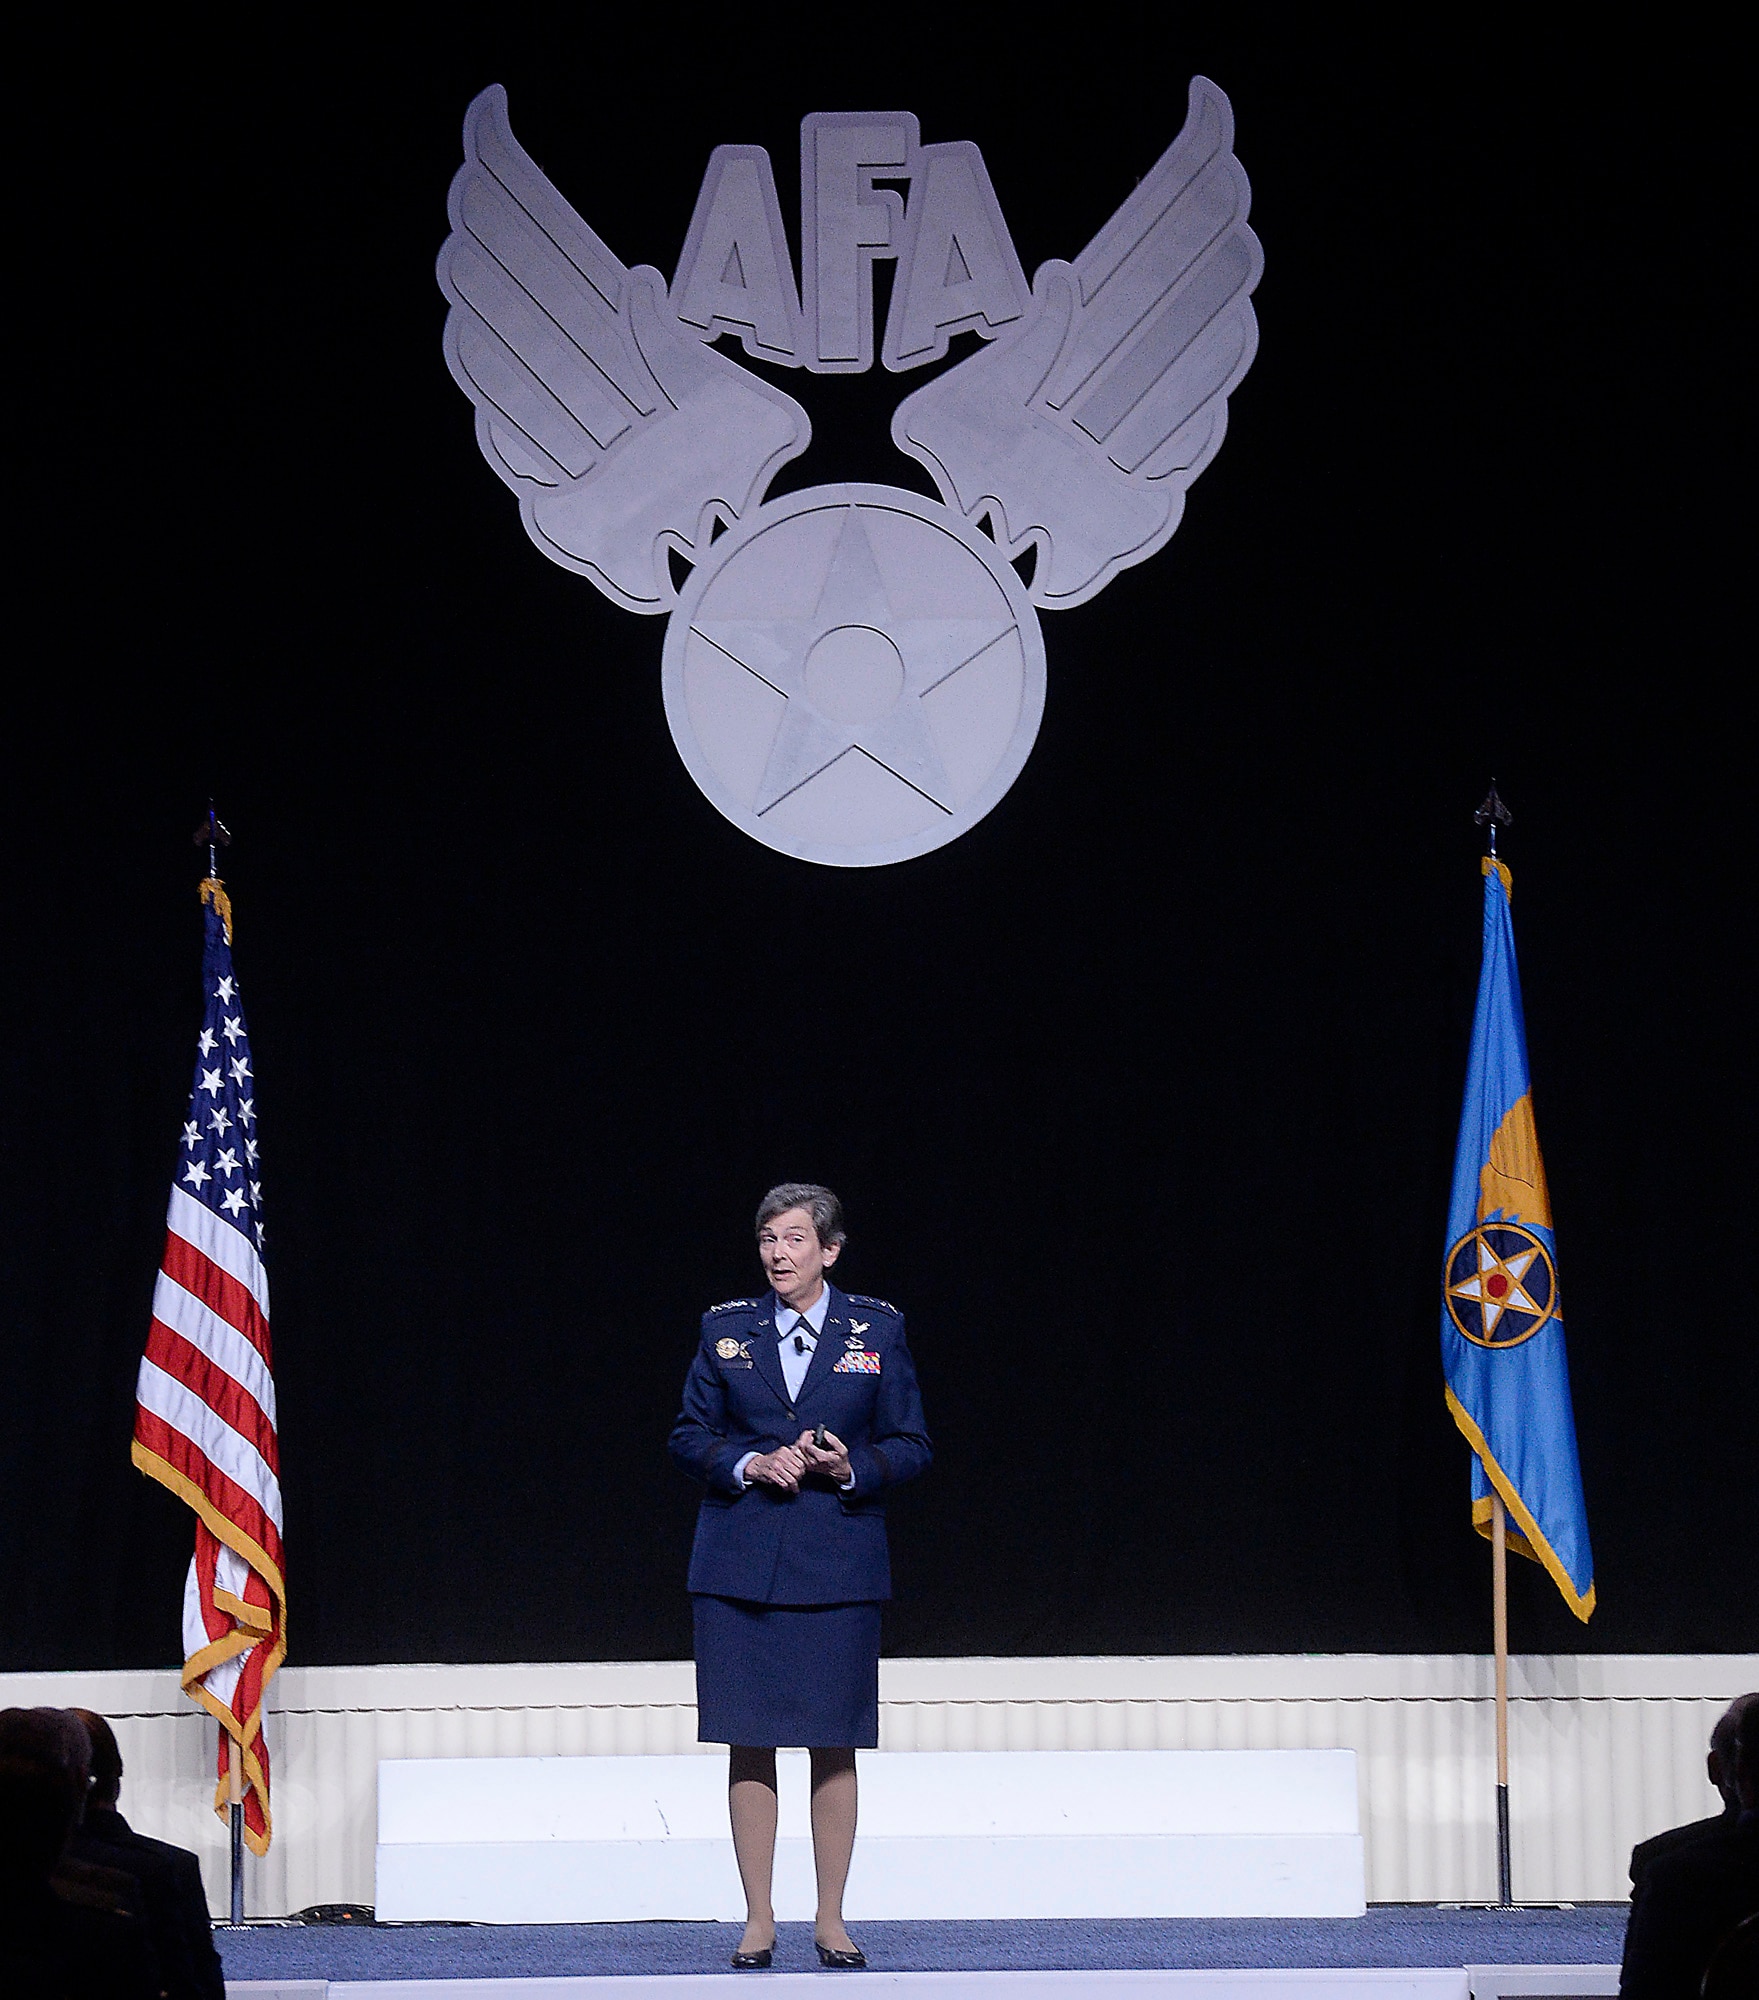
[809,1745,858,1951]
[728,1745,778,1953]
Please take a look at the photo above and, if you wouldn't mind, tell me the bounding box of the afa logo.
[438,82,1261,866]
[1443,1221,1559,1350]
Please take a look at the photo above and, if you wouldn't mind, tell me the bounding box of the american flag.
[132,877,285,1854]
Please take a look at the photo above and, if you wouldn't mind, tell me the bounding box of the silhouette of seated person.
[0,1705,157,2000]
[1620,1699,1759,1998]
[1629,1691,1757,1887]
[1700,1911,1756,2000]
[65,1708,225,2000]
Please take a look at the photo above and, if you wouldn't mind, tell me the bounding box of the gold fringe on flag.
[199,876,233,943]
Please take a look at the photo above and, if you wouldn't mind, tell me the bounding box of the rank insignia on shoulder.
[847,1294,899,1316]
[833,1349,881,1375]
[708,1297,757,1315]
[715,1337,743,1359]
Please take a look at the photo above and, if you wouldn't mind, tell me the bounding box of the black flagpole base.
[229,1801,245,1925]
[1495,1780,1513,1907]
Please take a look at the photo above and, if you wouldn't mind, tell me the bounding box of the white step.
[374,1749,1366,1921]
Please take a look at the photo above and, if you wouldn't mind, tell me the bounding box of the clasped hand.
[746,1430,852,1492]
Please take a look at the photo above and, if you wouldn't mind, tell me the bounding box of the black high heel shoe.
[731,1944,773,1969]
[815,1940,867,1969]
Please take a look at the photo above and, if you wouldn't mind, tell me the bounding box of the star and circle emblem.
[1443,1221,1558,1348]
[662,485,1045,866]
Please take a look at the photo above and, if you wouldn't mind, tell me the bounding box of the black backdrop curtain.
[2,11,1751,1669]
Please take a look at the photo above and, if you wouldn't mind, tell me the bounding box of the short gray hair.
[755,1183,846,1249]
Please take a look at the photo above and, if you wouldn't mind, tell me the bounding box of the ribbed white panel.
[5,1657,1750,1915]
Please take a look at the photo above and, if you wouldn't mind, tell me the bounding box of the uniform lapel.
[796,1283,849,1408]
[748,1298,792,1412]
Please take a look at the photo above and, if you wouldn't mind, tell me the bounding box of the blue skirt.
[692,1595,881,1748]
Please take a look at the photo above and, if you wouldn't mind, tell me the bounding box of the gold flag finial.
[193,805,234,940]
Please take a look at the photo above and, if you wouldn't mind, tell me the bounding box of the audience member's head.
[70,1709,123,1811]
[1708,1691,1758,1809]
[1733,1699,1758,1814]
[0,1707,92,1796]
[0,1707,92,1885]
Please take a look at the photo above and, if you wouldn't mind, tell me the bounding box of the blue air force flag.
[1441,859,1594,1620]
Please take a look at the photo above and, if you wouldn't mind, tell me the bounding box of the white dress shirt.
[775,1289,830,1397]
[734,1289,850,1488]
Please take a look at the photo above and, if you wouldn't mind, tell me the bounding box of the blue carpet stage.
[218,1905,1627,1986]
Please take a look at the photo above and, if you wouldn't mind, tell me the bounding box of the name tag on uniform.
[833,1350,881,1375]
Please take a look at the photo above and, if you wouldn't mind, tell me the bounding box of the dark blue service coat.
[669,1284,932,1605]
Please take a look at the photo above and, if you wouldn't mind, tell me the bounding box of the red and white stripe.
[134,1185,285,1852]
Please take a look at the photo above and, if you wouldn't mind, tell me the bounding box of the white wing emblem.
[437,82,1261,862]
[438,87,810,614]
[892,78,1261,610]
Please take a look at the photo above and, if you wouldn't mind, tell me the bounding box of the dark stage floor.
[216,1904,1628,1981]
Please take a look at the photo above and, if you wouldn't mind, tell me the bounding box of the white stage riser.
[8,1652,1751,1915]
[374,1747,1364,1920]
[375,1831,1368,1921]
[376,1748,1364,1841]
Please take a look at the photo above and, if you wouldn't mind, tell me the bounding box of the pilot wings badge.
[438,84,1261,866]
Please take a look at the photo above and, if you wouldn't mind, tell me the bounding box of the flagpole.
[195,802,247,1924]
[1491,1491,1513,1905]
[227,1732,245,1923]
[1473,780,1516,1907]
[197,801,231,886]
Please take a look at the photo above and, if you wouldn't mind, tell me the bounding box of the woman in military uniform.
[669,1183,932,1970]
